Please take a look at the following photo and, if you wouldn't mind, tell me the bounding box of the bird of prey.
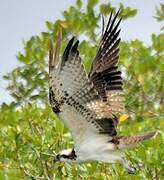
[48,10,156,173]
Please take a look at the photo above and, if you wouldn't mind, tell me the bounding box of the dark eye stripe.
[61,154,69,159]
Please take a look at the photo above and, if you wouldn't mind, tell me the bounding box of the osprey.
[49,10,156,173]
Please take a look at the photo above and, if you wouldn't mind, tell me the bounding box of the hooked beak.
[54,154,60,162]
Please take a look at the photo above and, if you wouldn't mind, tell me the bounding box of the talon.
[126,166,136,174]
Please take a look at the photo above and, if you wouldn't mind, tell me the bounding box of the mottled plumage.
[48,10,157,173]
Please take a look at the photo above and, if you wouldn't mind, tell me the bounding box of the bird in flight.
[48,9,156,173]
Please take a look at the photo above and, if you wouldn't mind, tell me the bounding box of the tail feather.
[117,131,157,149]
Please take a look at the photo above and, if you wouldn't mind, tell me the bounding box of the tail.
[117,131,157,149]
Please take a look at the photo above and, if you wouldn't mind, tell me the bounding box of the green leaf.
[154,3,164,21]
[87,0,99,9]
[99,3,113,15]
[119,3,137,19]
[76,0,82,9]
[46,21,54,31]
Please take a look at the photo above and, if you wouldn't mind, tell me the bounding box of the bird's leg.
[104,152,136,174]
[119,157,136,174]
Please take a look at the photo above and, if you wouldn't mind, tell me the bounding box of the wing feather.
[49,10,124,143]
[89,9,124,118]
[49,36,119,144]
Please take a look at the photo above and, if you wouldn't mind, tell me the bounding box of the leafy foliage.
[154,3,164,30]
[1,0,164,179]
[155,3,164,22]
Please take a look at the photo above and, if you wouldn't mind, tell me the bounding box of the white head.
[55,148,77,162]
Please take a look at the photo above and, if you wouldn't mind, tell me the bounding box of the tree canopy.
[1,1,163,179]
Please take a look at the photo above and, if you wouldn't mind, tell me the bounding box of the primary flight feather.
[48,10,156,173]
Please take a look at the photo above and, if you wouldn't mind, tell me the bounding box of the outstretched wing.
[88,9,124,123]
[49,34,119,145]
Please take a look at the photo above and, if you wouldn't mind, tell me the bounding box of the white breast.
[76,134,115,161]
[59,104,97,145]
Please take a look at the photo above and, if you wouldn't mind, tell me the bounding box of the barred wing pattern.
[49,10,123,145]
[88,10,125,121]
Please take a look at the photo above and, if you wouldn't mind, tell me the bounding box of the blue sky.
[0,0,162,104]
